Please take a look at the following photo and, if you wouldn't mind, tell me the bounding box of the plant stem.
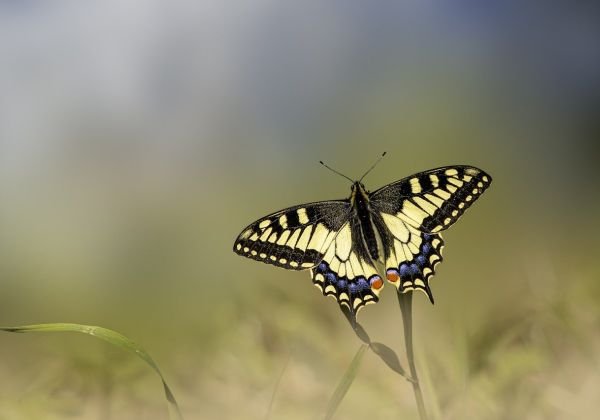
[397,291,429,420]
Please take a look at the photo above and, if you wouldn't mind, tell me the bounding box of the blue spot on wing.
[325,273,337,283]
[399,264,409,277]
[409,263,420,275]
[356,278,368,290]
[421,243,431,255]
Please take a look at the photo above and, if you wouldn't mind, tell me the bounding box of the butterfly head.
[350,181,370,202]
[351,181,368,192]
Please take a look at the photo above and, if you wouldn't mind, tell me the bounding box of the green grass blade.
[0,323,183,420]
[323,344,368,420]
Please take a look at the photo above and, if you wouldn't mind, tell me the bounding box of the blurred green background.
[1,2,599,419]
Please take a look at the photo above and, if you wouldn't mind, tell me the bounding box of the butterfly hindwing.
[383,230,444,302]
[234,200,351,270]
[371,166,491,233]
[311,221,384,316]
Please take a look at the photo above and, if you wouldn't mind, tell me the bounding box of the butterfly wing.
[371,166,492,233]
[234,200,351,270]
[311,219,384,316]
[370,166,491,301]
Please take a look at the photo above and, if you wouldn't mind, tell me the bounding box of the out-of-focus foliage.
[0,1,599,419]
[0,323,182,419]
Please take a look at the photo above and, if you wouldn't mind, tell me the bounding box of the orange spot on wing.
[386,272,400,283]
[371,277,384,290]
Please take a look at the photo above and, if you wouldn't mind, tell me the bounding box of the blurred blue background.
[0,1,599,419]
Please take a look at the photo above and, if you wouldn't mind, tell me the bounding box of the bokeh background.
[1,1,599,419]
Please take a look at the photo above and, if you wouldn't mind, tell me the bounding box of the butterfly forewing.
[233,200,351,270]
[371,166,491,233]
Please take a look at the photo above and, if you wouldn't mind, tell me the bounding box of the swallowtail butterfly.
[234,157,491,318]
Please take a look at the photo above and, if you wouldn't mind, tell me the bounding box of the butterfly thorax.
[350,182,381,261]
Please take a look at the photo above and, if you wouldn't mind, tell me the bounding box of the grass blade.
[323,344,368,420]
[0,323,183,420]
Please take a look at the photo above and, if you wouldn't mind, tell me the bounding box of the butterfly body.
[234,165,491,318]
[350,182,381,261]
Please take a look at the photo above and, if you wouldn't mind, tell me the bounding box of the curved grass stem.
[397,291,429,420]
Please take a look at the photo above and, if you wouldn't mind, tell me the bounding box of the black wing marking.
[370,166,492,233]
[233,200,351,270]
[311,219,384,317]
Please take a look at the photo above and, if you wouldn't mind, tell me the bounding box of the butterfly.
[233,156,491,319]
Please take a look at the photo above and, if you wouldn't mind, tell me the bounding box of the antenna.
[359,152,387,182]
[319,160,353,183]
